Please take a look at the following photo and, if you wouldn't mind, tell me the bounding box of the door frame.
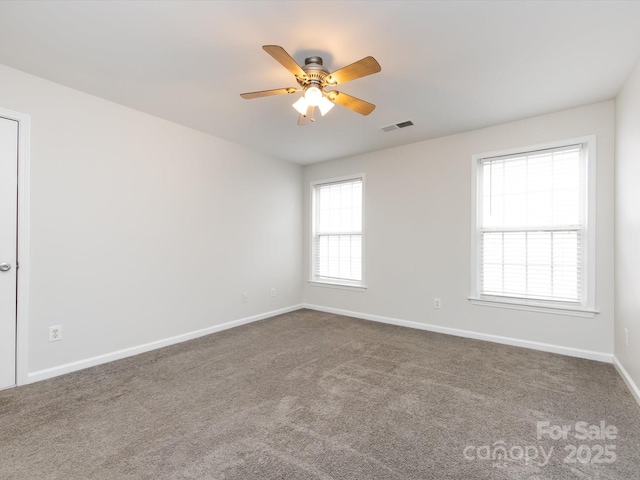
[0,107,31,386]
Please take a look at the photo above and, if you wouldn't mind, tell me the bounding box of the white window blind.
[313,177,363,284]
[478,144,585,304]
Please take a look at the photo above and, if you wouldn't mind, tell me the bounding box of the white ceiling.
[1,1,639,165]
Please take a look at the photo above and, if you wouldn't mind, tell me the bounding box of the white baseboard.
[613,356,640,407]
[27,304,304,384]
[27,302,627,399]
[303,303,613,363]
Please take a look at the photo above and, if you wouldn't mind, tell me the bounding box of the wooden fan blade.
[298,106,315,126]
[240,87,298,99]
[324,56,381,86]
[263,45,307,80]
[326,91,375,115]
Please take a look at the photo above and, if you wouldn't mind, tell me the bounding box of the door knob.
[0,263,11,272]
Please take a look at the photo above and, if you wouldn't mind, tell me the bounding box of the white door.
[0,116,18,389]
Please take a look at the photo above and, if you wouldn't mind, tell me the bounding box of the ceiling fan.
[240,45,381,125]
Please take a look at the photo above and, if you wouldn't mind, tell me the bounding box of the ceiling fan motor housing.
[298,56,330,89]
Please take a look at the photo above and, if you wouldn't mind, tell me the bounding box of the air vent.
[380,120,414,132]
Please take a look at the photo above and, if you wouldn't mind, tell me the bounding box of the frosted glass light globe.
[304,86,323,107]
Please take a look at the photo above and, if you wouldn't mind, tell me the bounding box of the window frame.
[469,136,598,318]
[309,174,367,290]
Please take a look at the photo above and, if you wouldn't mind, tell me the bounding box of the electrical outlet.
[271,288,276,297]
[49,325,62,342]
[625,328,629,346]
[241,292,248,303]
[434,298,441,309]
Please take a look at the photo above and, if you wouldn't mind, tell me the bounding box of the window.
[310,175,365,288]
[470,138,596,317]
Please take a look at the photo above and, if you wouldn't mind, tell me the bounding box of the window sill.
[468,297,598,318]
[308,280,367,291]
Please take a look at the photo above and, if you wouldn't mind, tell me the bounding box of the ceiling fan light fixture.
[317,95,335,116]
[292,96,308,115]
[304,86,323,107]
[241,46,381,124]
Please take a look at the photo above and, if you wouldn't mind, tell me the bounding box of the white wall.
[615,57,640,396]
[304,102,615,357]
[0,64,303,377]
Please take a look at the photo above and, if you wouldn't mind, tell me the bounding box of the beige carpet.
[1,309,639,479]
